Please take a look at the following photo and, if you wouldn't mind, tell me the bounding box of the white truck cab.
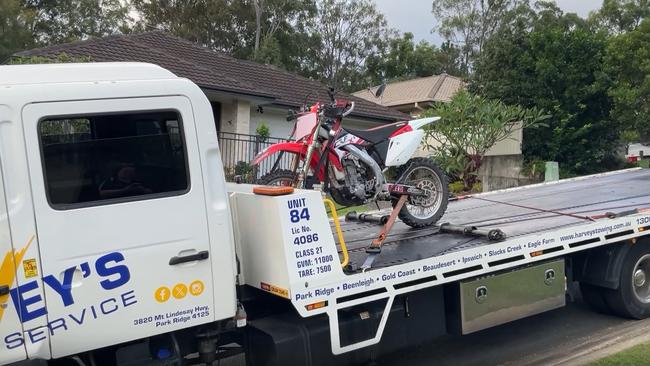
[0,63,236,364]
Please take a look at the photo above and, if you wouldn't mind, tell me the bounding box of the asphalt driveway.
[379,296,650,366]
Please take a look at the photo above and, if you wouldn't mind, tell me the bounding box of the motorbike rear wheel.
[392,158,448,228]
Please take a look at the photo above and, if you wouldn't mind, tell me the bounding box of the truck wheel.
[603,241,650,319]
[393,158,448,228]
[579,282,611,314]
[257,169,296,186]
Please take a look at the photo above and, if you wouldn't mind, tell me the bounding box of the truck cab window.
[39,110,189,208]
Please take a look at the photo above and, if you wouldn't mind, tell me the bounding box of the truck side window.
[39,110,189,209]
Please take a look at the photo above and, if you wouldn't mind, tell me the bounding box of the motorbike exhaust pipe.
[342,144,385,194]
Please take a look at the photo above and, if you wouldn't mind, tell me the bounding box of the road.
[379,294,650,366]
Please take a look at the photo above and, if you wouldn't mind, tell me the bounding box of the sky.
[373,0,603,45]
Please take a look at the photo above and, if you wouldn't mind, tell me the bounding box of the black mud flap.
[573,240,636,289]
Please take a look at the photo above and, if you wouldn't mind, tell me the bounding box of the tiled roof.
[352,74,464,107]
[14,31,407,122]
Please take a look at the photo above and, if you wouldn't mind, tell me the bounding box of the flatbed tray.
[333,168,650,271]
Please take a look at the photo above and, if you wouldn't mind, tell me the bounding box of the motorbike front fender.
[252,142,344,171]
[251,141,307,166]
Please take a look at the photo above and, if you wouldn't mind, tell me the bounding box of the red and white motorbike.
[252,95,448,228]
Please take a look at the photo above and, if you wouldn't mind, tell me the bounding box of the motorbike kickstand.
[361,194,408,271]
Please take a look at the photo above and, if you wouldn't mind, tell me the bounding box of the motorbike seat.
[344,122,408,144]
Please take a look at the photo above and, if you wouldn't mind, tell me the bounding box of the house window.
[39,110,189,209]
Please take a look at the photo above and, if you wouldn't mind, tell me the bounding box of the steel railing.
[217,132,296,183]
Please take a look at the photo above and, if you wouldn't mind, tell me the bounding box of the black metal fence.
[217,132,296,183]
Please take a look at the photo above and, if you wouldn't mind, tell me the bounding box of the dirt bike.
[252,92,448,228]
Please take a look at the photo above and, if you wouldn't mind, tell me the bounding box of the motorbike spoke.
[402,166,444,220]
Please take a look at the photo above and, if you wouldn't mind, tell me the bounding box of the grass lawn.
[589,341,650,366]
[325,202,366,219]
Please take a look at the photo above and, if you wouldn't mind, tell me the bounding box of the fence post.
[253,135,261,181]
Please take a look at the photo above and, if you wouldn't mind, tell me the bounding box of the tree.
[300,0,396,91]
[133,0,394,89]
[133,0,314,69]
[438,41,466,77]
[589,0,650,34]
[2,0,132,60]
[253,0,263,57]
[431,0,528,73]
[0,0,35,61]
[7,53,93,65]
[132,0,253,57]
[423,90,547,190]
[250,0,316,68]
[604,18,650,143]
[24,0,131,45]
[364,33,466,85]
[471,2,621,176]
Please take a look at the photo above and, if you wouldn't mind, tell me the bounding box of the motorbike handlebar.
[323,101,354,119]
[342,101,355,117]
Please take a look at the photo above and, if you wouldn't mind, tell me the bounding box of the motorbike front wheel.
[393,158,448,228]
[257,169,297,186]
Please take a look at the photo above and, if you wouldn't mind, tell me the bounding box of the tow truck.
[2,63,650,366]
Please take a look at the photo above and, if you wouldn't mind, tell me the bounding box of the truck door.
[22,96,216,358]
[0,161,27,364]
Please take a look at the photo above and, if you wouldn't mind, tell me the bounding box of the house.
[353,74,522,158]
[354,75,527,191]
[12,31,408,179]
[353,74,463,115]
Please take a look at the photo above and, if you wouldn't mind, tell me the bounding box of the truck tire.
[579,282,611,314]
[257,169,296,186]
[603,240,650,319]
[393,158,448,228]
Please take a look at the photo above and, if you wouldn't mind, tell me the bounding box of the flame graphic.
[0,236,35,321]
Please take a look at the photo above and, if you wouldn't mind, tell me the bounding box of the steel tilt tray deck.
[333,168,650,272]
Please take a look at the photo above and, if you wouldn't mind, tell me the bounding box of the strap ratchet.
[361,194,408,272]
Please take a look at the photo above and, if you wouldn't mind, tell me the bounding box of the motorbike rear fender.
[408,117,441,130]
[385,129,425,167]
